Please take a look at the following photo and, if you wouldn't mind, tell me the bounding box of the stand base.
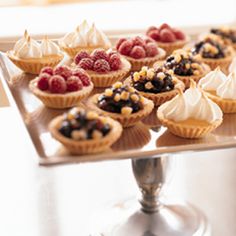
[91,199,211,236]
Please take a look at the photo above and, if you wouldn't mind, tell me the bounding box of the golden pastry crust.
[87,94,154,127]
[124,48,166,71]
[205,91,236,113]
[29,77,94,109]
[7,51,63,74]
[157,107,222,139]
[49,115,122,154]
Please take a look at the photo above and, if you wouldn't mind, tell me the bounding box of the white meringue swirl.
[159,81,222,123]
[41,36,60,56]
[61,20,111,48]
[198,67,227,91]
[13,30,28,52]
[217,72,236,99]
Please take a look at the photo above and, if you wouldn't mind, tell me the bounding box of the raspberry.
[148,30,161,41]
[116,38,127,50]
[91,49,109,61]
[118,40,133,56]
[159,23,172,31]
[66,76,83,92]
[129,46,146,59]
[54,66,72,80]
[74,51,90,65]
[78,58,94,70]
[145,43,159,57]
[37,73,50,91]
[109,54,122,70]
[172,29,186,40]
[160,29,176,42]
[133,36,145,48]
[49,75,67,93]
[145,37,155,44]
[108,50,119,59]
[93,59,111,72]
[146,26,158,35]
[40,66,53,76]
[73,68,91,86]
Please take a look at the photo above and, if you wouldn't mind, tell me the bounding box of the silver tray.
[0,35,236,166]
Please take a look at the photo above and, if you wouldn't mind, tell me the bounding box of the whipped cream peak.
[198,67,227,91]
[217,72,236,99]
[41,36,61,56]
[13,29,29,52]
[61,21,111,48]
[16,36,42,59]
[160,81,222,123]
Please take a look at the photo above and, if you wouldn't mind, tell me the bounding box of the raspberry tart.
[87,82,154,127]
[157,80,223,138]
[154,49,210,87]
[74,49,131,87]
[59,20,112,58]
[116,36,166,71]
[146,23,188,56]
[124,66,184,106]
[7,31,63,74]
[210,26,236,50]
[199,69,236,113]
[29,66,93,108]
[49,107,122,154]
[191,34,234,73]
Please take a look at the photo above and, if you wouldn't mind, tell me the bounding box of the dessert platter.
[1,20,236,236]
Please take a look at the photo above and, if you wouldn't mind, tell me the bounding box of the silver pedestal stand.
[93,156,211,236]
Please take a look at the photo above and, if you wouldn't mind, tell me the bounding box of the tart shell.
[124,77,185,106]
[157,106,222,139]
[49,115,122,154]
[87,94,154,127]
[124,48,166,72]
[29,78,94,109]
[205,91,236,113]
[7,51,63,75]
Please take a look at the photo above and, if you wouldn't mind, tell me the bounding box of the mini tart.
[7,51,63,75]
[154,59,210,88]
[49,109,122,154]
[29,77,93,109]
[86,58,131,88]
[157,108,222,139]
[191,34,235,74]
[124,66,185,106]
[86,83,154,127]
[125,48,166,72]
[205,91,236,113]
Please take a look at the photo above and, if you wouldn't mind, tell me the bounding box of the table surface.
[1,1,236,236]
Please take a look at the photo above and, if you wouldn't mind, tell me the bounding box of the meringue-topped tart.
[200,71,236,113]
[59,20,112,58]
[7,31,63,74]
[157,80,223,138]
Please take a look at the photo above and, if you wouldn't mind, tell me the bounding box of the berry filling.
[74,49,122,73]
[97,82,144,115]
[58,108,111,140]
[164,49,204,76]
[146,23,186,43]
[37,66,91,94]
[116,36,159,59]
[211,27,236,44]
[191,35,227,59]
[131,66,174,93]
